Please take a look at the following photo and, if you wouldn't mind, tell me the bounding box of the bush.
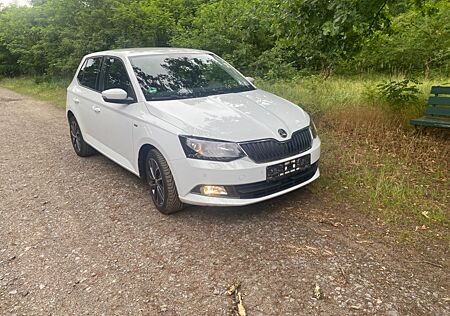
[376,79,421,109]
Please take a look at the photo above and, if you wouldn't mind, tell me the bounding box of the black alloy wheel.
[145,149,184,214]
[68,115,95,157]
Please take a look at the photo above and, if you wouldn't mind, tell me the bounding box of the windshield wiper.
[148,95,192,101]
[200,86,251,97]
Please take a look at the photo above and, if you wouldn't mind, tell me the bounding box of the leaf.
[227,281,247,316]
[313,284,324,300]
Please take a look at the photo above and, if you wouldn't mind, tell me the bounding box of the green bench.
[410,86,450,128]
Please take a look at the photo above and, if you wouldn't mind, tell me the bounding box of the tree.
[356,1,450,76]
[0,0,447,77]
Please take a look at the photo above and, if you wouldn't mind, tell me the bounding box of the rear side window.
[102,57,135,98]
[77,57,102,90]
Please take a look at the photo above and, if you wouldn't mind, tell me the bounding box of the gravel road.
[0,88,448,315]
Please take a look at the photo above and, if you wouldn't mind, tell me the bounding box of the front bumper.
[170,137,321,206]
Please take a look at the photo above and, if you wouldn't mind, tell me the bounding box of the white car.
[66,48,321,214]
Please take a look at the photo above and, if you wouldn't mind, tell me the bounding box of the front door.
[96,56,137,172]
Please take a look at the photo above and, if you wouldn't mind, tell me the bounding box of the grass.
[0,76,69,107]
[1,74,449,241]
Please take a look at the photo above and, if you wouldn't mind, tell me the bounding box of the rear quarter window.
[77,57,102,90]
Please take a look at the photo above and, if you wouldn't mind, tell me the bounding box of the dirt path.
[0,88,448,315]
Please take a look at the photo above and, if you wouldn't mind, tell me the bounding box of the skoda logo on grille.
[278,129,288,138]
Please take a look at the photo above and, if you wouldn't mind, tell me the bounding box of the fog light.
[200,185,228,196]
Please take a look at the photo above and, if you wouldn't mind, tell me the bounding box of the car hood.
[144,89,310,142]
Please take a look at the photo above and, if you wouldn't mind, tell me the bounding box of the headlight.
[310,119,318,138]
[179,136,246,162]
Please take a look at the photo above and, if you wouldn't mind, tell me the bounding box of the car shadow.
[89,152,317,223]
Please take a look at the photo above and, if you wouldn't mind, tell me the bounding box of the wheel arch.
[67,110,75,121]
[138,143,157,179]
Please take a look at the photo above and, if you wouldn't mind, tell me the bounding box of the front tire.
[69,115,95,157]
[146,149,184,214]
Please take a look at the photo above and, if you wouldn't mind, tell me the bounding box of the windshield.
[129,53,255,101]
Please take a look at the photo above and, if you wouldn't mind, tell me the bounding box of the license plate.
[266,154,311,180]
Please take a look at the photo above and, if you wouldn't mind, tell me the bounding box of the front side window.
[129,53,255,101]
[77,57,102,90]
[102,57,134,98]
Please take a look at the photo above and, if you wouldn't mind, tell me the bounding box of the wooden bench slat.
[428,96,450,106]
[425,106,450,116]
[431,86,450,95]
[410,116,450,128]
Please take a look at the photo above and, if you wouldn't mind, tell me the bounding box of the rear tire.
[146,149,184,214]
[69,115,95,157]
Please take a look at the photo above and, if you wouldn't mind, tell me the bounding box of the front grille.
[240,127,312,163]
[232,162,318,199]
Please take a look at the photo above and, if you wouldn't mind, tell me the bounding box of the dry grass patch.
[260,75,449,235]
[318,105,449,228]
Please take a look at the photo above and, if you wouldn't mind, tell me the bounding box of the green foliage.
[171,0,275,76]
[109,0,176,48]
[0,0,181,76]
[376,79,421,108]
[0,6,38,75]
[356,1,450,75]
[171,0,401,76]
[0,0,448,77]
[263,0,392,72]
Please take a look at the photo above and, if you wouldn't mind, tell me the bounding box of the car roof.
[84,47,211,59]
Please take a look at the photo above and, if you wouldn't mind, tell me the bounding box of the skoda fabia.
[67,48,321,214]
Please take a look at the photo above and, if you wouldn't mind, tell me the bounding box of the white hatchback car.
[67,48,321,214]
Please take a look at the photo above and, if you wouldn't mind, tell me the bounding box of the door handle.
[73,98,80,104]
[92,106,101,113]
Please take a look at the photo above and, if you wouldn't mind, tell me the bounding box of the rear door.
[72,56,103,144]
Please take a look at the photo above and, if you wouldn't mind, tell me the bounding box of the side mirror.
[245,76,256,85]
[102,88,134,104]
